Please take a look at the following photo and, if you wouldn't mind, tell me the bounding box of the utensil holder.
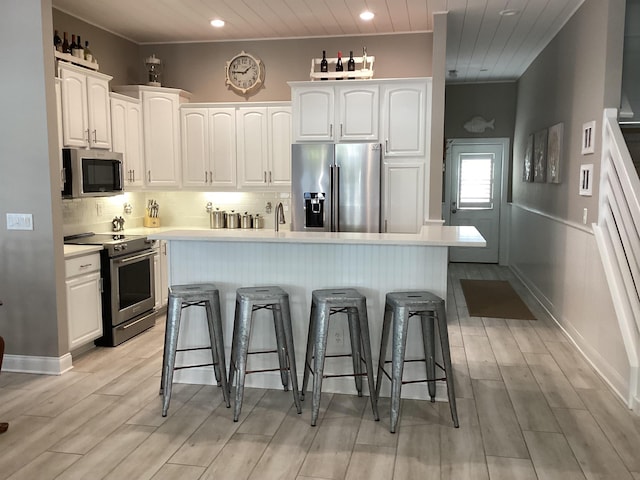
[144,216,160,228]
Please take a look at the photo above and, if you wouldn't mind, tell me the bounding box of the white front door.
[446,141,505,263]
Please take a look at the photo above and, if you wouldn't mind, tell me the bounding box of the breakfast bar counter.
[149,225,485,399]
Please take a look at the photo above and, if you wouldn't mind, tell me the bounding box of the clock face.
[225,51,264,95]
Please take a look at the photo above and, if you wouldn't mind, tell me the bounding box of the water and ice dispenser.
[304,192,325,228]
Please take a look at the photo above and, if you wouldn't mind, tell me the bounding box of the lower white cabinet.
[383,163,424,233]
[65,253,102,350]
[154,240,169,309]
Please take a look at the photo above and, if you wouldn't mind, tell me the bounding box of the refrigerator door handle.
[334,165,340,231]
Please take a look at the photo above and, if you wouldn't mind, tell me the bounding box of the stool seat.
[302,288,379,426]
[161,283,230,417]
[229,286,302,421]
[376,290,458,433]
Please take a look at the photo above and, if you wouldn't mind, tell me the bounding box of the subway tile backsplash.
[62,190,291,236]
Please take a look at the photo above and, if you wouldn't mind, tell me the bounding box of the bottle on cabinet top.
[347,50,355,79]
[53,30,62,52]
[320,50,328,80]
[336,51,343,79]
[72,35,84,59]
[61,32,70,54]
[84,41,93,62]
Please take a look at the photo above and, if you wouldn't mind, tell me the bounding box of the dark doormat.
[460,279,536,320]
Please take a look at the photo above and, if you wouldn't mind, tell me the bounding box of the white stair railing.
[594,108,640,409]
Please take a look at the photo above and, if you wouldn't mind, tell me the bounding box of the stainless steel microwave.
[62,148,124,198]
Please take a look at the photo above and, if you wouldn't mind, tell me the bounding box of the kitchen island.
[149,225,485,399]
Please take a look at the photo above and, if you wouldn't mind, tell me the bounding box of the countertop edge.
[146,225,486,248]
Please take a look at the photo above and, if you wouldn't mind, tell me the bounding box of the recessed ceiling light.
[210,19,225,28]
[498,9,520,16]
[360,11,375,21]
[448,69,458,78]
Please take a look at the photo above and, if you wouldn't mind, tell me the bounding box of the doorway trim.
[444,137,511,265]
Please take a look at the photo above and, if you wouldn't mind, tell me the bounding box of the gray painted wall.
[0,0,67,357]
[52,8,140,85]
[137,33,433,102]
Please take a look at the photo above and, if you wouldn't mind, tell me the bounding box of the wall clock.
[225,51,264,95]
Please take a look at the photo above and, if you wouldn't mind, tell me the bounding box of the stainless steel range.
[64,232,157,346]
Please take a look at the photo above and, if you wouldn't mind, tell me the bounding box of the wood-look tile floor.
[1,263,639,479]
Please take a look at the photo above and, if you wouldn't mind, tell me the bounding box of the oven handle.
[121,314,153,330]
[113,250,155,265]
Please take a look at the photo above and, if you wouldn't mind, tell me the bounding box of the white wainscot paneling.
[168,240,449,400]
[509,205,630,402]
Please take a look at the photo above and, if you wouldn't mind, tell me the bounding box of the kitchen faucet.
[275,202,286,232]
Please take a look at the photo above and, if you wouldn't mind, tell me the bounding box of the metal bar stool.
[228,286,302,422]
[375,291,458,432]
[301,288,379,426]
[161,283,230,417]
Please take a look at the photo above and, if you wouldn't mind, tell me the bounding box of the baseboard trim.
[2,353,73,375]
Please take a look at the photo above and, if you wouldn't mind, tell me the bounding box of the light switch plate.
[579,164,593,196]
[6,213,33,230]
[582,121,596,154]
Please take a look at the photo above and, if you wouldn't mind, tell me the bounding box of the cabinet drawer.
[65,253,101,278]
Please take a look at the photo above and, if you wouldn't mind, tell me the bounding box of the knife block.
[143,216,160,228]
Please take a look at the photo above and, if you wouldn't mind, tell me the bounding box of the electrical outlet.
[6,213,33,230]
[583,208,588,225]
[96,202,103,216]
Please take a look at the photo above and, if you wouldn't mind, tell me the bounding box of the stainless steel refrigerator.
[291,143,382,232]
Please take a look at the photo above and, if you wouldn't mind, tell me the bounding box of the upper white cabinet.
[112,85,191,188]
[55,78,64,191]
[110,93,144,188]
[58,62,112,149]
[381,80,430,158]
[290,82,378,142]
[181,106,237,188]
[236,105,292,188]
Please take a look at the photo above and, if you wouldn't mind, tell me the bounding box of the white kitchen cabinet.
[55,78,64,191]
[65,252,102,350]
[290,83,378,142]
[237,105,292,188]
[154,240,169,309]
[181,107,236,188]
[110,93,144,188]
[267,106,292,187]
[381,80,430,158]
[383,163,424,233]
[112,85,191,188]
[58,62,112,149]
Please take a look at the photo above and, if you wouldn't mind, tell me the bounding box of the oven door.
[109,249,155,326]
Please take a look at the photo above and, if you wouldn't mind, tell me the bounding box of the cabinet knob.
[269,171,272,183]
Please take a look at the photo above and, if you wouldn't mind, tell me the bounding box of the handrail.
[594,108,640,408]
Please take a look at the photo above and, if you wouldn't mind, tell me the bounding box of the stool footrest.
[378,367,447,385]
[247,348,279,356]
[245,366,291,374]
[177,346,214,353]
[174,362,216,371]
[322,372,370,379]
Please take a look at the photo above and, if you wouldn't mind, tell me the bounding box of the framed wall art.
[523,134,534,182]
[547,122,563,183]
[533,128,548,183]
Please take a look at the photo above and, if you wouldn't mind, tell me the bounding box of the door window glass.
[457,153,494,209]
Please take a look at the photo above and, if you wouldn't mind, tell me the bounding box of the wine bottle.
[62,32,70,54]
[53,30,62,52]
[362,46,368,71]
[336,51,343,79]
[320,50,328,80]
[84,40,93,62]
[347,50,355,79]
[70,34,77,56]
[73,35,84,59]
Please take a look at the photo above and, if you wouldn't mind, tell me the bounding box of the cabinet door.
[337,85,379,141]
[125,101,145,187]
[86,76,112,149]
[383,163,424,233]
[236,107,268,187]
[55,78,64,191]
[292,86,334,141]
[209,108,237,187]
[59,67,89,147]
[381,82,427,158]
[181,108,209,187]
[268,106,291,186]
[142,91,181,187]
[66,271,102,350]
[111,96,144,188]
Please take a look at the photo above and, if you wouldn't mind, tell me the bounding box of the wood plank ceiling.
[52,0,585,83]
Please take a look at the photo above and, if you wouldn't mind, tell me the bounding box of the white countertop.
[63,244,103,259]
[147,225,486,247]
